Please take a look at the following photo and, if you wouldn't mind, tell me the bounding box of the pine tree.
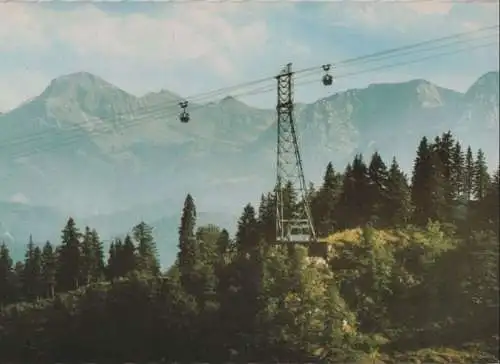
[386,157,412,226]
[235,203,260,255]
[90,229,105,282]
[0,243,13,306]
[411,137,446,225]
[178,193,198,292]
[473,148,489,201]
[257,192,276,243]
[133,222,160,276]
[121,234,137,276]
[57,217,81,291]
[216,229,231,263]
[80,226,94,286]
[23,235,43,300]
[336,155,371,228]
[367,152,390,226]
[32,246,43,299]
[450,141,465,198]
[475,167,500,233]
[107,242,118,281]
[435,132,455,200]
[313,162,342,236]
[41,241,56,298]
[113,238,124,277]
[464,146,474,201]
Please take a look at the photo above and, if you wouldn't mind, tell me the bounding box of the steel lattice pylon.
[275,63,317,244]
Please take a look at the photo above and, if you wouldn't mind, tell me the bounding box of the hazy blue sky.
[0,1,498,111]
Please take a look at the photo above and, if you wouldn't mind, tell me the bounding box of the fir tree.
[313,162,342,236]
[450,140,465,198]
[23,235,42,300]
[386,157,412,226]
[107,242,118,281]
[411,137,446,225]
[336,155,371,228]
[178,193,198,292]
[121,234,137,276]
[57,217,81,291]
[367,152,390,226]
[133,222,160,276]
[464,146,474,201]
[257,192,276,244]
[90,229,105,282]
[473,148,489,201]
[81,226,94,285]
[0,243,13,306]
[235,203,260,255]
[41,241,56,299]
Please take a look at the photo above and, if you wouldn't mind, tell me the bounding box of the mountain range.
[0,70,498,264]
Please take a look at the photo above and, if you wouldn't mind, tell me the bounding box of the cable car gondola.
[179,101,190,123]
[322,64,333,86]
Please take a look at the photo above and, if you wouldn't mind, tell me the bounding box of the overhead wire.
[0,25,498,162]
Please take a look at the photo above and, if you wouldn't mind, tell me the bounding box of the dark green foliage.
[473,148,489,200]
[178,193,198,294]
[386,157,412,226]
[41,241,56,299]
[367,152,390,226]
[464,146,474,201]
[0,243,13,306]
[133,221,160,276]
[312,162,342,236]
[336,155,371,229]
[57,217,81,291]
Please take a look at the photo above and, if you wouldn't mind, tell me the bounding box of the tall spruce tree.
[41,241,56,299]
[90,229,105,282]
[464,146,474,201]
[133,222,160,276]
[107,242,118,281]
[313,162,342,236]
[386,157,412,226]
[336,155,371,228]
[450,140,465,199]
[473,148,489,201]
[80,226,94,285]
[0,243,13,306]
[57,217,81,291]
[122,234,137,276]
[411,137,446,225]
[178,193,198,292]
[23,235,42,300]
[235,203,260,255]
[257,192,276,244]
[367,152,390,226]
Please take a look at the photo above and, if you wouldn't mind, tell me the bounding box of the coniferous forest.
[0,131,498,363]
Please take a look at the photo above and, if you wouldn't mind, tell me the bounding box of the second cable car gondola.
[179,101,190,123]
[322,64,333,86]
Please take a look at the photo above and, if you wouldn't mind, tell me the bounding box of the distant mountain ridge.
[0,70,498,264]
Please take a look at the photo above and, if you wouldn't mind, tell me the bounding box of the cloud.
[9,192,30,205]
[0,68,50,111]
[0,3,269,74]
[323,0,498,35]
